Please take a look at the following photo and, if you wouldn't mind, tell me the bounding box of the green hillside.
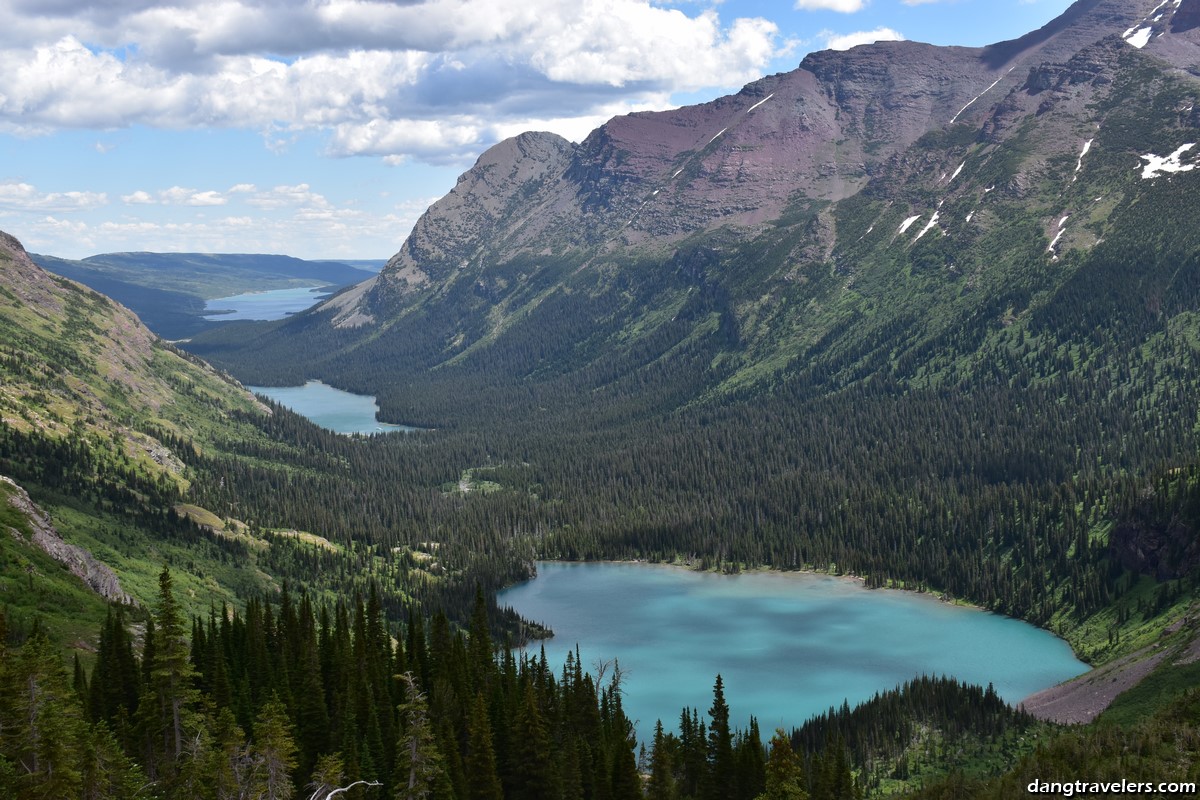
[0,232,532,655]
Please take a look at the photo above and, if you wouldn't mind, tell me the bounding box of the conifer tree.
[506,682,557,800]
[147,566,200,769]
[646,720,679,800]
[1,629,85,799]
[251,695,299,800]
[756,729,807,800]
[706,675,735,800]
[464,692,502,800]
[393,672,450,800]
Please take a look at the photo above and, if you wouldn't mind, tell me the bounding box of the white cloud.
[0,0,786,164]
[795,0,866,11]
[122,186,232,205]
[18,196,428,260]
[158,186,228,206]
[824,27,905,51]
[0,180,108,211]
[187,190,227,206]
[245,184,332,210]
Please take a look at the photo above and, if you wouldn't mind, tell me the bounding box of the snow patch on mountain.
[1140,143,1197,178]
[746,93,774,114]
[950,67,1015,125]
[914,212,940,242]
[1125,27,1154,48]
[898,215,922,235]
[1073,139,1094,182]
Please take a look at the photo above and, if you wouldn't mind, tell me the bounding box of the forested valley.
[6,1,1200,796]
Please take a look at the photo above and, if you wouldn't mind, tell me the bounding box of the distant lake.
[248,380,418,435]
[204,286,331,321]
[500,562,1088,745]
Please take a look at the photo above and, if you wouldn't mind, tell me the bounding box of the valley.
[3,0,1200,797]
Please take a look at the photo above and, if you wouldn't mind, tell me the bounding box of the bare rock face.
[324,131,576,327]
[1174,0,1200,33]
[327,0,1162,329]
[2,475,136,605]
[0,230,68,319]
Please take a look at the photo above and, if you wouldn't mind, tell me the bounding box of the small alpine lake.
[248,380,419,435]
[203,286,331,321]
[499,561,1088,745]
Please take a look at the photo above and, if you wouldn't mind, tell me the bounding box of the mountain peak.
[310,0,1188,332]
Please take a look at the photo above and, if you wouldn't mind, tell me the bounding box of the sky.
[0,0,1074,261]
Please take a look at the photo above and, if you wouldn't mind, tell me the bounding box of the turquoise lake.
[499,561,1088,745]
[248,380,418,435]
[204,286,330,321]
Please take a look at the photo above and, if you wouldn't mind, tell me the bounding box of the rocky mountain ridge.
[322,0,1187,330]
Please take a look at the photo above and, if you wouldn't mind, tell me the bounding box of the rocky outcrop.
[2,475,136,605]
[316,0,1165,332]
[323,131,576,326]
[1173,0,1200,33]
[1110,513,1200,581]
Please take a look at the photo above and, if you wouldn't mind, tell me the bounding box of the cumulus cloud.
[120,186,230,205]
[0,181,108,211]
[159,186,228,205]
[0,0,786,164]
[795,0,866,11]
[245,184,333,210]
[824,27,905,51]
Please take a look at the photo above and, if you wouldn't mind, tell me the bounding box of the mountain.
[314,0,1180,327]
[190,0,1200,407]
[32,251,381,339]
[0,230,275,636]
[186,0,1200,653]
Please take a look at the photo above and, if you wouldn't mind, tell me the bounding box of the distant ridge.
[32,250,380,339]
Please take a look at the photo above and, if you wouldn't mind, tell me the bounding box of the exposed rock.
[1110,513,1200,581]
[1174,0,1200,33]
[1021,645,1168,724]
[2,474,136,605]
[321,0,1157,331]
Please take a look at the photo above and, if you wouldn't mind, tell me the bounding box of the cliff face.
[186,0,1200,431]
[317,0,1169,331]
[1,475,135,605]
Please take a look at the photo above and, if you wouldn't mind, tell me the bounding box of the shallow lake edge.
[501,557,1097,708]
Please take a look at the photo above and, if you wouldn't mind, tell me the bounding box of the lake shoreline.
[249,379,423,435]
[500,559,1089,745]
[535,556,1132,714]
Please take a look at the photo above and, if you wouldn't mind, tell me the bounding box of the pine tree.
[146,566,200,774]
[506,682,557,800]
[646,720,678,800]
[1,629,86,799]
[464,692,502,800]
[706,675,735,800]
[251,695,299,800]
[393,672,451,800]
[755,729,806,800]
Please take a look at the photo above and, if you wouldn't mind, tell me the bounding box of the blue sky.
[0,0,1073,260]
